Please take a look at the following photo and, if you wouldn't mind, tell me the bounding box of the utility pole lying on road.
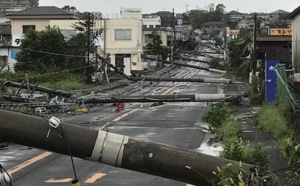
[143,57,225,74]
[83,94,242,104]
[0,109,255,186]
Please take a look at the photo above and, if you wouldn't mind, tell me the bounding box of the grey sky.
[40,0,300,16]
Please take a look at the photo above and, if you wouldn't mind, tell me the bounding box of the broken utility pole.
[2,81,73,98]
[0,109,256,185]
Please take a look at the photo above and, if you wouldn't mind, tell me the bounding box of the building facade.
[288,6,300,73]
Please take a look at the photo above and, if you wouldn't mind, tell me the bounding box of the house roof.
[7,6,76,17]
[287,6,300,19]
[255,36,291,42]
[201,21,225,26]
[270,9,290,14]
[227,10,243,15]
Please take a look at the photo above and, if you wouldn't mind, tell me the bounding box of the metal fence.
[274,64,300,113]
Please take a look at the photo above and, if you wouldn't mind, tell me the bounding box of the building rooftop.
[201,21,225,26]
[287,6,300,19]
[6,6,75,17]
[256,36,291,42]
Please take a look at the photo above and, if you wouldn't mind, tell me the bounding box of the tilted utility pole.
[252,14,257,75]
[87,12,91,67]
[0,109,256,186]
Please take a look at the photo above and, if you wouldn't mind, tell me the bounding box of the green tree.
[15,26,67,72]
[61,5,78,13]
[186,4,226,29]
[144,31,169,60]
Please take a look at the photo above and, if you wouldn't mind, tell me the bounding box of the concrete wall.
[11,19,50,35]
[0,47,19,72]
[292,14,300,73]
[50,20,77,30]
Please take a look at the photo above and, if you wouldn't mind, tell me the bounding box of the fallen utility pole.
[143,57,225,74]
[173,56,210,63]
[0,109,255,185]
[83,94,242,104]
[2,81,73,98]
[98,54,231,83]
[130,77,232,84]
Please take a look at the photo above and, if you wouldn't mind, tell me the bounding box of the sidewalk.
[229,92,289,185]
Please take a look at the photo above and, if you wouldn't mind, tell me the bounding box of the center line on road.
[8,151,52,174]
[112,109,138,122]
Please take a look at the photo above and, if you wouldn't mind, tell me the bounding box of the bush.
[202,103,231,133]
[219,116,241,142]
[220,138,269,168]
[236,59,250,81]
[248,75,263,105]
[210,58,228,70]
[256,104,291,138]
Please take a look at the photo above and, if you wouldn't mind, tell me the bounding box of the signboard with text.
[268,28,292,36]
[12,34,25,47]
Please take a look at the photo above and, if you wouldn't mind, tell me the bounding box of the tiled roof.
[7,6,75,16]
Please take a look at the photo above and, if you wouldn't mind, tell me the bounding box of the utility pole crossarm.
[0,109,254,185]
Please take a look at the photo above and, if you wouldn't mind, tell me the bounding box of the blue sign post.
[265,60,280,104]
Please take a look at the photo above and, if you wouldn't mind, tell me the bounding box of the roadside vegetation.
[256,102,300,185]
[202,103,269,185]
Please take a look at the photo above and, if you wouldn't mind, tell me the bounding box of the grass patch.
[40,80,87,91]
[256,104,291,138]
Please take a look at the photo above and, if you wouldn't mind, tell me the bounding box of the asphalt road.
[0,59,226,186]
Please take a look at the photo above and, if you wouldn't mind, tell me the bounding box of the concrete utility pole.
[0,109,255,186]
[83,94,242,104]
[252,14,257,75]
[143,57,226,74]
[3,81,73,98]
[98,54,230,83]
[130,76,232,84]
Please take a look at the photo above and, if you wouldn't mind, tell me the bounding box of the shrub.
[256,104,291,138]
[219,116,241,142]
[248,75,263,105]
[236,59,250,81]
[202,103,231,133]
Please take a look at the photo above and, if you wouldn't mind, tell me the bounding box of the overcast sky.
[40,0,300,17]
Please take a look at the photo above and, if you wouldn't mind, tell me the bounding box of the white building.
[142,14,161,29]
[120,8,142,19]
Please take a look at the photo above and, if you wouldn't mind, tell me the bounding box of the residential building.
[120,8,142,19]
[142,14,161,29]
[7,6,77,46]
[225,10,244,22]
[201,21,226,34]
[287,6,300,74]
[150,11,173,27]
[0,0,38,17]
[102,18,143,75]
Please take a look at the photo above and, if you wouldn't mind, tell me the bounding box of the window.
[115,29,131,40]
[22,25,35,33]
[60,30,76,40]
